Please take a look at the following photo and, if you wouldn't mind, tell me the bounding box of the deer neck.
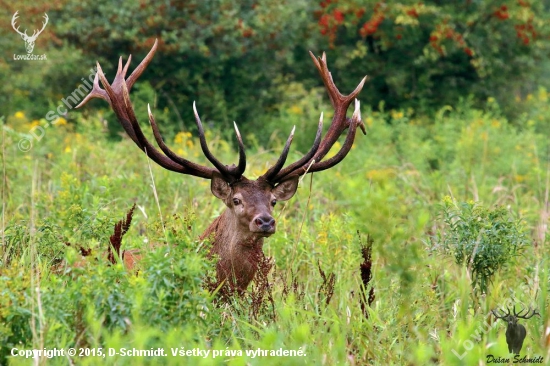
[201,209,265,290]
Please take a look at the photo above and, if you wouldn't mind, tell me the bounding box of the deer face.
[505,315,518,326]
[211,174,299,237]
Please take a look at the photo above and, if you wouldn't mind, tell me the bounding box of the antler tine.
[515,307,540,319]
[78,41,229,178]
[193,102,243,181]
[262,126,296,182]
[76,49,134,110]
[126,39,157,90]
[264,52,366,185]
[92,62,137,142]
[122,54,132,79]
[233,122,247,176]
[75,69,110,108]
[309,51,340,107]
[271,113,323,182]
[104,66,188,173]
[492,307,510,319]
[311,98,362,172]
[147,104,213,179]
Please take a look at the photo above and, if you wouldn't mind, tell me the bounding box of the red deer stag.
[492,306,540,354]
[77,40,367,291]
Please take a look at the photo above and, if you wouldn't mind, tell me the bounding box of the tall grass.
[1,96,548,365]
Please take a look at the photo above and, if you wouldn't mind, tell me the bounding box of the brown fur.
[201,176,298,291]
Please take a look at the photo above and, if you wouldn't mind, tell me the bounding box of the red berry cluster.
[316,0,349,47]
[406,8,419,18]
[236,19,254,38]
[359,3,385,37]
[429,23,471,57]
[515,20,536,45]
[493,5,509,20]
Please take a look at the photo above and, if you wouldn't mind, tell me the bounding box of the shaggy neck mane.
[201,210,265,290]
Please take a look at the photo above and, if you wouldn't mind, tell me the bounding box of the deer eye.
[271,199,277,207]
[232,198,241,206]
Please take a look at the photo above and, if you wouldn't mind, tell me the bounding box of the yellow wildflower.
[174,132,186,144]
[391,110,404,120]
[14,111,25,119]
[538,88,548,102]
[289,105,303,115]
[514,175,525,183]
[366,168,395,182]
[55,117,67,125]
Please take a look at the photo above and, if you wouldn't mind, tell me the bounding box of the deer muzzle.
[252,214,276,235]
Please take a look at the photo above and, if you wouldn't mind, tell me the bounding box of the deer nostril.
[255,215,275,229]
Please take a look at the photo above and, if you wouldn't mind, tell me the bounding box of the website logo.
[11,11,48,61]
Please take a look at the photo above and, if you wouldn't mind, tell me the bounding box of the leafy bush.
[314,0,550,115]
[439,198,529,294]
[3,0,550,139]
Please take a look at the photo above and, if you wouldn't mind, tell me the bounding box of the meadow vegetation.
[2,0,550,364]
[1,89,548,365]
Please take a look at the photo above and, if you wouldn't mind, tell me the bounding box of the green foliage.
[0,265,33,361]
[3,0,550,145]
[315,0,550,114]
[439,198,529,295]
[1,64,549,364]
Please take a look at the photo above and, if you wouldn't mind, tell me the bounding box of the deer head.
[492,306,540,354]
[11,11,49,54]
[77,39,367,291]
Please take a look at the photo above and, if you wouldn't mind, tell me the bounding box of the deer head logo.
[11,11,49,54]
[492,306,540,354]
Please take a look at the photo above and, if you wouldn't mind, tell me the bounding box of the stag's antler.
[492,307,511,319]
[492,306,540,320]
[76,39,246,183]
[514,307,540,319]
[260,52,367,184]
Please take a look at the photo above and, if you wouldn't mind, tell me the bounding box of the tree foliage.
[2,0,550,139]
[315,0,550,111]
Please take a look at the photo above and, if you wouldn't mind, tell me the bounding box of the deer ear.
[211,173,231,200]
[272,176,299,201]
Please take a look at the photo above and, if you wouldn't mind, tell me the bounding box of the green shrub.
[439,198,529,294]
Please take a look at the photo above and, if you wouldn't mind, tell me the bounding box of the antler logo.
[492,306,540,354]
[11,11,49,54]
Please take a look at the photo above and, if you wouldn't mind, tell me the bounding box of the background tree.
[1,0,549,144]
